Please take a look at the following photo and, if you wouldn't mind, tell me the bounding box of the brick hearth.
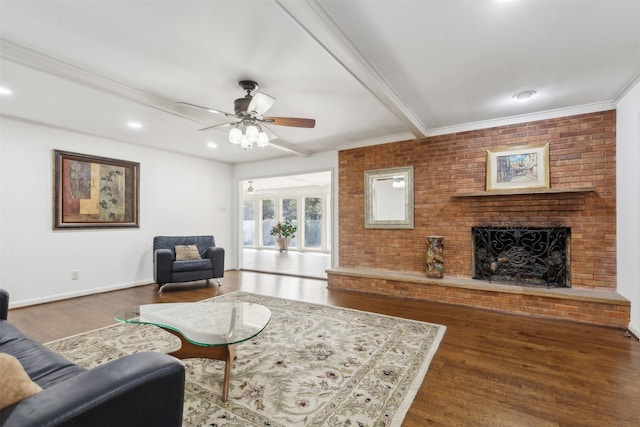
[327,268,629,328]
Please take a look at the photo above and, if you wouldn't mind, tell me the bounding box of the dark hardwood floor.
[7,271,640,426]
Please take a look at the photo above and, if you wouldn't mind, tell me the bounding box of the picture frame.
[53,150,140,229]
[486,143,549,191]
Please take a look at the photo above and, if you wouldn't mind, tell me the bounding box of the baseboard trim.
[7,281,151,309]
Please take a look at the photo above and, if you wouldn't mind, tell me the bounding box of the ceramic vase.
[426,236,444,278]
[275,237,292,253]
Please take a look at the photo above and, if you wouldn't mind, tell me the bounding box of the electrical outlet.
[71,271,80,280]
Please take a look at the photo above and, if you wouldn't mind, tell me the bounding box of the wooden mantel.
[451,187,596,198]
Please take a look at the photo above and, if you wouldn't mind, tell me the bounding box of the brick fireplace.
[329,110,630,328]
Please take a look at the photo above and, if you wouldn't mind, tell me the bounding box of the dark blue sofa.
[0,289,185,427]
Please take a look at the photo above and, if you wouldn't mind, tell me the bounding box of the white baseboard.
[628,324,640,341]
[7,280,152,309]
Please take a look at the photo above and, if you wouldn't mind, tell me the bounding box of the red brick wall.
[338,110,616,291]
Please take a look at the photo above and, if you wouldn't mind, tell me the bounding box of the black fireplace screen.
[472,226,569,288]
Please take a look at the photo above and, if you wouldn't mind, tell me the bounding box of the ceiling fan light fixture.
[240,134,253,150]
[245,124,259,144]
[228,122,270,149]
[229,127,242,144]
[257,131,269,147]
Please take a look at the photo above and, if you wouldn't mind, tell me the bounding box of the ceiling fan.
[245,180,274,195]
[178,80,316,149]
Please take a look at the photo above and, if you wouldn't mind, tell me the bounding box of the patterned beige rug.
[46,292,446,426]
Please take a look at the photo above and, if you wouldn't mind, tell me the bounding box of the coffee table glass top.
[114,302,271,347]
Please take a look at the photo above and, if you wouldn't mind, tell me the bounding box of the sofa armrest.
[0,288,8,320]
[204,246,225,278]
[0,352,185,427]
[154,248,173,285]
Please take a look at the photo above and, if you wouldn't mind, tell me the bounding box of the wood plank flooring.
[7,271,640,426]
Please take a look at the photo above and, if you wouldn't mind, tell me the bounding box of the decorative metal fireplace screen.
[472,226,569,288]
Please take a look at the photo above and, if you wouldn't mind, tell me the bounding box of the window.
[304,197,322,248]
[282,198,298,247]
[243,201,255,246]
[241,175,331,252]
[261,199,275,246]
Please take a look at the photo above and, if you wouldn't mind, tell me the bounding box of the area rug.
[45,292,446,426]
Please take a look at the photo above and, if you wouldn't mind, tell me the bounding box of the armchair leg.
[157,283,169,294]
[215,278,222,287]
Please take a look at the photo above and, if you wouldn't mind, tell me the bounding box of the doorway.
[240,171,332,279]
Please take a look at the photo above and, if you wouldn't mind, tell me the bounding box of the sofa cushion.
[0,353,42,409]
[175,245,201,261]
[0,321,86,389]
[154,235,215,257]
[171,258,213,272]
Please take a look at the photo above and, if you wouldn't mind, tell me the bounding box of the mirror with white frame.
[364,166,414,229]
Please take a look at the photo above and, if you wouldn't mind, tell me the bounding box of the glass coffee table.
[115,301,271,401]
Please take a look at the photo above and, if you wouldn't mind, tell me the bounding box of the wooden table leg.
[163,328,236,402]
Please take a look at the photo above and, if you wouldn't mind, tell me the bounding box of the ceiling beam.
[276,0,429,139]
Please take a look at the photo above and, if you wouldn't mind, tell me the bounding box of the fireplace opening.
[472,226,570,288]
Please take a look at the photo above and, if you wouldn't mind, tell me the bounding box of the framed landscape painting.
[486,143,549,191]
[53,150,140,229]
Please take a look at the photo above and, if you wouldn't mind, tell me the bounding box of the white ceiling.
[1,0,639,165]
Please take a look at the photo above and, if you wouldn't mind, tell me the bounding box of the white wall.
[0,118,232,307]
[232,150,339,269]
[616,80,640,336]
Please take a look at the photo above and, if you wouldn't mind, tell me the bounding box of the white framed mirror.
[365,166,414,229]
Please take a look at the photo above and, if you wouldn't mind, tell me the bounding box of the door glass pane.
[326,195,331,250]
[304,197,322,248]
[282,198,298,247]
[262,199,275,246]
[243,201,255,246]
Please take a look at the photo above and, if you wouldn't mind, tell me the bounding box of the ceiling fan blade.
[198,122,234,132]
[261,125,279,140]
[248,92,276,116]
[263,116,316,128]
[177,101,235,117]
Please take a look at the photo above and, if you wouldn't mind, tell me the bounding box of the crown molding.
[0,39,202,120]
[337,132,415,151]
[335,101,616,151]
[614,69,640,104]
[426,101,617,137]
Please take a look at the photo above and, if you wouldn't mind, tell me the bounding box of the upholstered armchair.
[153,235,224,293]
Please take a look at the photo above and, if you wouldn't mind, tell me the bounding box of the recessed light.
[127,121,143,129]
[0,86,13,95]
[207,142,218,149]
[513,90,537,102]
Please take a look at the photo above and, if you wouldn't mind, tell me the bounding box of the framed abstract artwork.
[486,143,549,191]
[53,150,140,229]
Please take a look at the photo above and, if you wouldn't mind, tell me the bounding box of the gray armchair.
[153,235,224,293]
